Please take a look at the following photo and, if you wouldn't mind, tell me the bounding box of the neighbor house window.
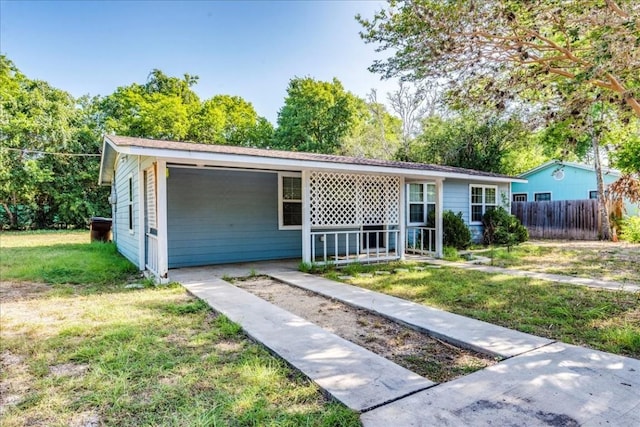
[408,183,436,226]
[589,190,598,199]
[534,192,551,201]
[279,173,302,229]
[470,185,497,223]
[513,193,527,202]
[128,175,134,233]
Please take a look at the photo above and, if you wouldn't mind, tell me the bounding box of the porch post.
[398,176,406,260]
[435,178,444,258]
[156,160,169,281]
[301,169,311,264]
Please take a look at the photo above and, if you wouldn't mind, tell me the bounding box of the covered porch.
[144,164,444,280]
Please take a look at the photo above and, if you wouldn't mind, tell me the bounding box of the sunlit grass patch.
[1,286,360,426]
[335,264,640,359]
[1,231,360,426]
[476,241,640,284]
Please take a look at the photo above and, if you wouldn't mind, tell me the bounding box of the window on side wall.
[279,173,302,229]
[408,183,436,226]
[534,192,551,201]
[589,190,598,199]
[128,175,134,233]
[512,193,527,202]
[469,185,497,224]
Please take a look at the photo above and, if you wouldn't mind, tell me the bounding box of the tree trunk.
[591,128,612,240]
[2,202,16,228]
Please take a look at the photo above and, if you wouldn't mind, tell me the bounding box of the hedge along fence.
[511,199,601,240]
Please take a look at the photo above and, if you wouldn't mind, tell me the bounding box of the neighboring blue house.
[511,160,621,202]
[99,135,524,281]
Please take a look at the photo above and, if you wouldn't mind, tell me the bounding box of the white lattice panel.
[145,167,157,229]
[309,172,400,227]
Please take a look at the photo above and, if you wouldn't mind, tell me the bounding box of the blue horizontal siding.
[443,179,510,243]
[167,168,301,268]
[113,155,139,266]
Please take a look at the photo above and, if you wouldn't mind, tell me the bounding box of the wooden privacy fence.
[511,199,601,240]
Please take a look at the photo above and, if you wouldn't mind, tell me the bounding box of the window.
[470,185,497,223]
[534,192,551,201]
[128,175,134,232]
[279,173,302,229]
[513,193,527,202]
[408,183,436,226]
[589,190,598,199]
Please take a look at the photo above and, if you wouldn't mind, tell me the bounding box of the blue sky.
[1,0,398,123]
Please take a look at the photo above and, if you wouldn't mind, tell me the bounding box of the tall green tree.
[99,70,200,140]
[410,113,540,175]
[0,56,108,228]
[359,0,640,239]
[358,0,640,118]
[274,77,361,154]
[188,95,273,147]
[340,90,402,160]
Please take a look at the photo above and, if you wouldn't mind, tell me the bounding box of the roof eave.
[98,137,119,186]
[117,145,520,183]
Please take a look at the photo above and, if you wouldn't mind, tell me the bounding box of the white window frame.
[278,172,302,230]
[407,182,436,226]
[512,193,528,202]
[469,184,498,225]
[127,173,134,234]
[534,192,552,201]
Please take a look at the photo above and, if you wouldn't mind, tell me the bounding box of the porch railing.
[145,233,159,276]
[406,226,436,255]
[310,229,400,266]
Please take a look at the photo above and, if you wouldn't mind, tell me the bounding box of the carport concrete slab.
[269,271,552,358]
[172,272,434,412]
[361,342,640,426]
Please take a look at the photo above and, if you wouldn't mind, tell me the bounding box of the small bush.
[482,207,528,248]
[620,216,640,243]
[443,211,472,249]
[443,246,462,261]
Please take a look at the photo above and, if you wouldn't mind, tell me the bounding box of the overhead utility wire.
[3,147,101,157]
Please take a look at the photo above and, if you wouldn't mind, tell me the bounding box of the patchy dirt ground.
[0,281,51,302]
[234,277,496,383]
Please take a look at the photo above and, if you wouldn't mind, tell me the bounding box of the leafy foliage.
[482,207,529,248]
[358,0,640,118]
[339,90,402,160]
[274,77,361,154]
[410,113,542,174]
[443,211,471,250]
[0,56,110,229]
[620,216,640,243]
[100,70,273,146]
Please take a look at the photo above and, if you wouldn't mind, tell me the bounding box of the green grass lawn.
[474,241,640,284]
[327,263,640,359]
[0,231,360,426]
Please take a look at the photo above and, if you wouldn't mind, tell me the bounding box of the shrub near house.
[482,207,528,248]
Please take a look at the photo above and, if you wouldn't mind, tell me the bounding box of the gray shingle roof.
[105,135,518,180]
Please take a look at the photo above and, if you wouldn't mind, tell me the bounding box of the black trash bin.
[90,217,112,242]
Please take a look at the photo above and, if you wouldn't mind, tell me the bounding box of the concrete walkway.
[421,258,640,293]
[171,264,640,426]
[171,268,434,412]
[269,271,552,359]
[362,342,640,426]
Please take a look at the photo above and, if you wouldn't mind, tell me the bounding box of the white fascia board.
[98,138,119,186]
[121,146,523,184]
